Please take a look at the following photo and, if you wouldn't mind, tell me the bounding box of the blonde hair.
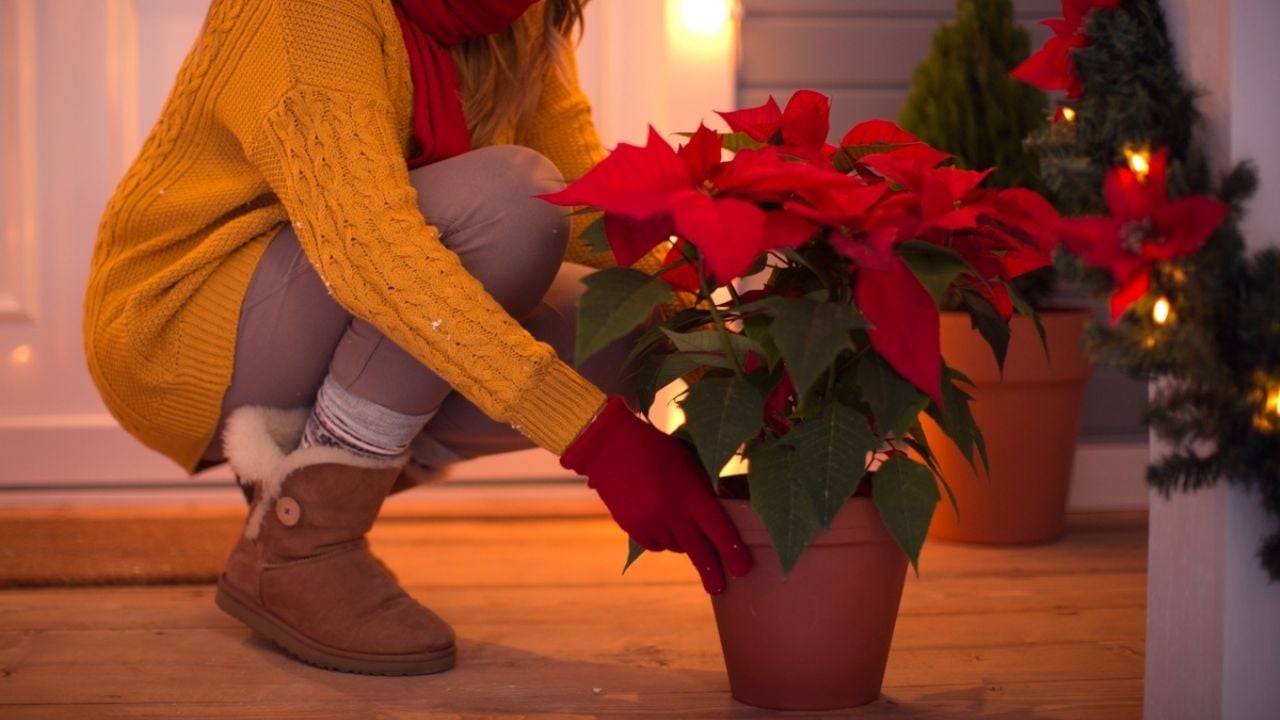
[451,0,588,146]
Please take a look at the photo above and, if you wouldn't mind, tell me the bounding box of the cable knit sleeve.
[243,83,603,454]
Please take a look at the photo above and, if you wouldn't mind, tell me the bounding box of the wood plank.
[0,677,1143,720]
[0,625,1140,704]
[0,573,1145,637]
[365,512,1146,585]
[0,513,1146,717]
[0,512,1146,630]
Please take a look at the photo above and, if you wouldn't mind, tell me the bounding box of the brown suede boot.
[214,407,456,676]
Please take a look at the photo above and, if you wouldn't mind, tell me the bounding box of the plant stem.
[698,256,748,380]
[726,281,744,305]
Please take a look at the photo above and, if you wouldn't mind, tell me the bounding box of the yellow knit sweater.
[84,0,612,473]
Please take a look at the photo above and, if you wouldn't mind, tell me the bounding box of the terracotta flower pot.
[710,497,908,711]
[925,310,1092,544]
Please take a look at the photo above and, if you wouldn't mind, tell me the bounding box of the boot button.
[275,497,301,527]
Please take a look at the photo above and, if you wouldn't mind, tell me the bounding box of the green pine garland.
[1027,0,1280,578]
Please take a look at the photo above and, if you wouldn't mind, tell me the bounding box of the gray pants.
[202,145,625,466]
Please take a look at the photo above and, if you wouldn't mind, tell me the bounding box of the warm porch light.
[679,0,733,36]
[9,344,31,366]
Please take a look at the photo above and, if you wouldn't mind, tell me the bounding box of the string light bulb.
[1152,297,1172,325]
[1125,145,1152,182]
[1251,377,1280,432]
[1060,107,1077,123]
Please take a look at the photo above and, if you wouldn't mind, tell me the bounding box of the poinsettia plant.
[542,90,1061,574]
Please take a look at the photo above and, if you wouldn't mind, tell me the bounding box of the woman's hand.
[560,397,754,594]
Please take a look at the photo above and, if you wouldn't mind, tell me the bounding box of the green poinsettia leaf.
[680,376,765,479]
[721,131,768,154]
[621,321,672,370]
[670,131,765,155]
[962,291,1011,373]
[902,422,959,521]
[654,352,734,391]
[785,403,878,528]
[897,239,971,307]
[900,431,939,477]
[760,296,862,396]
[856,353,931,437]
[622,313,709,406]
[872,454,941,573]
[576,268,673,367]
[622,352,664,416]
[747,438,822,578]
[579,214,611,256]
[926,366,989,474]
[1007,283,1049,357]
[660,328,760,367]
[742,314,782,369]
[623,537,645,573]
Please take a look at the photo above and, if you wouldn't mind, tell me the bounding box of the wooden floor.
[0,505,1146,719]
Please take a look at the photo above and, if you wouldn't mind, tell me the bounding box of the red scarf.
[393,0,539,168]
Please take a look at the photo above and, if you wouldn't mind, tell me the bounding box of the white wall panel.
[0,0,39,325]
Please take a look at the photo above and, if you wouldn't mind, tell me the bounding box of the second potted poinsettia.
[542,90,1060,711]
[900,0,1095,545]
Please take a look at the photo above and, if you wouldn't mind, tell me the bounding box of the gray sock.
[300,375,436,460]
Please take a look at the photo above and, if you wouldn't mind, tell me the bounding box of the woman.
[85,0,751,676]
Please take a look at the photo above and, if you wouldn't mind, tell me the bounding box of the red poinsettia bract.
[717,89,836,165]
[849,151,1057,399]
[542,93,1059,408]
[1059,148,1229,320]
[1011,0,1122,98]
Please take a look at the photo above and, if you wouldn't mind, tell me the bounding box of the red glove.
[561,397,753,594]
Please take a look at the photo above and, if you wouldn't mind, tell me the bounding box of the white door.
[1,0,229,500]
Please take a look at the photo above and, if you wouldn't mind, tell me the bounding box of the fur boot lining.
[224,406,406,538]
[222,406,310,485]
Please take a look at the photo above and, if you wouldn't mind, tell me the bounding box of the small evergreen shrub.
[901,0,1048,191]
